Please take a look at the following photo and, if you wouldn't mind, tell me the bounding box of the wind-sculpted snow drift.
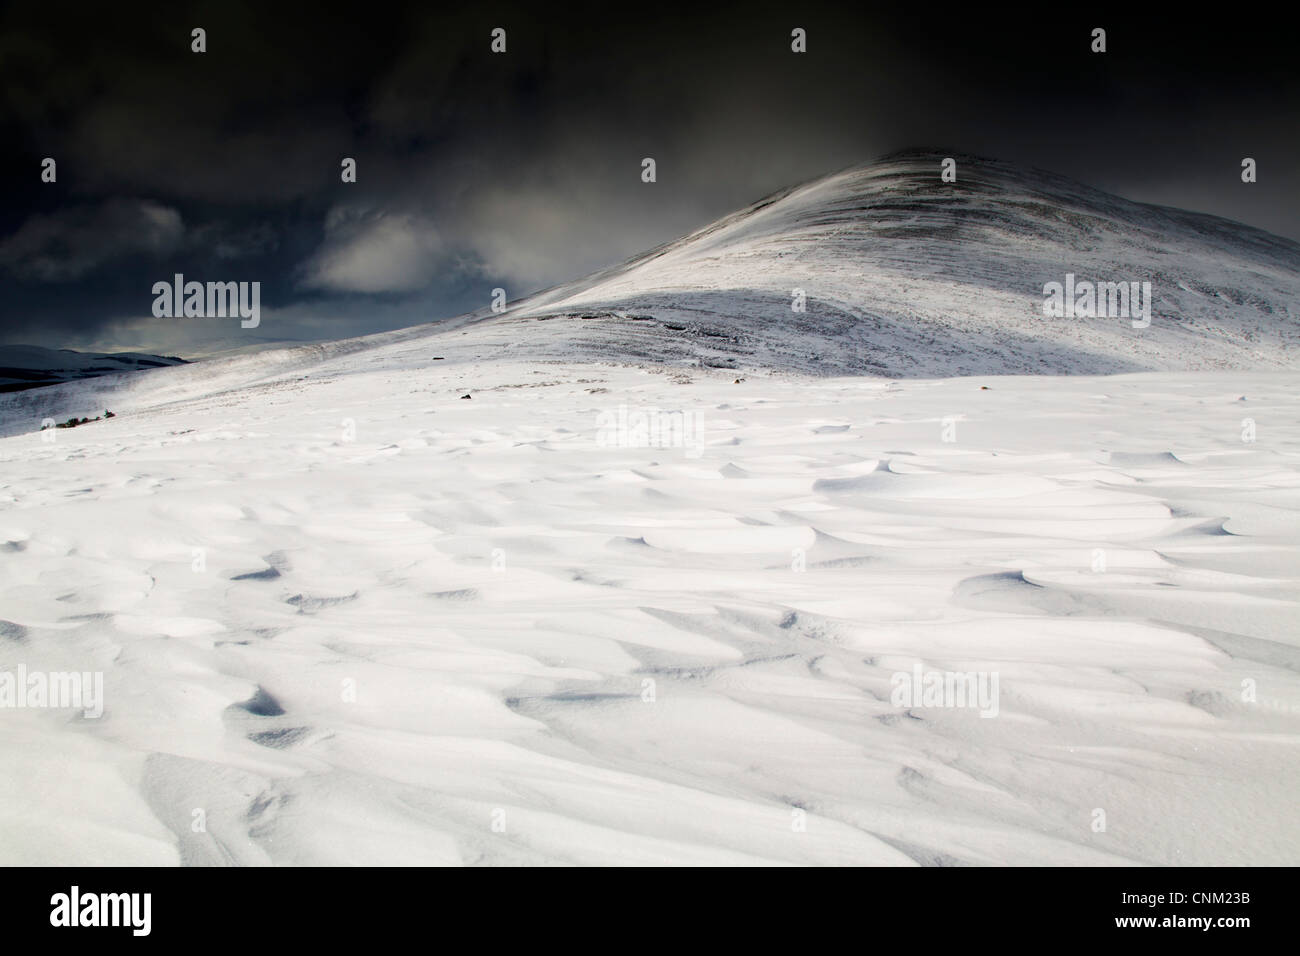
[0,153,1297,866]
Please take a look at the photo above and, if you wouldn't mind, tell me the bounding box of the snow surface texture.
[0,153,1297,865]
[2,364,1298,865]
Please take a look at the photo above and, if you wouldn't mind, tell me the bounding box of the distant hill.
[0,346,188,393]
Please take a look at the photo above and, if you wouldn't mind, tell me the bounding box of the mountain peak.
[457,151,1299,376]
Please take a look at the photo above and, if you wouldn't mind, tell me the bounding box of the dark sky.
[2,2,1296,354]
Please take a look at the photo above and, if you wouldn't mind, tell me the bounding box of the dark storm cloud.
[0,198,183,281]
[1,2,1295,351]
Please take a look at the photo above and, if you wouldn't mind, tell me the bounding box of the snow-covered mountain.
[2,150,1297,437]
[1,152,1298,866]
[480,149,1300,375]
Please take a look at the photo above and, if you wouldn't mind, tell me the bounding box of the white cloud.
[299,208,443,293]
